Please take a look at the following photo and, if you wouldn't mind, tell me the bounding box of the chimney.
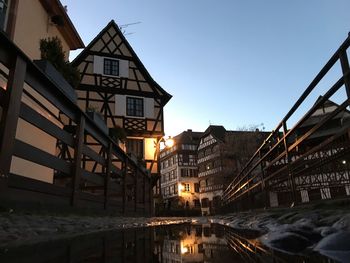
[187,129,193,141]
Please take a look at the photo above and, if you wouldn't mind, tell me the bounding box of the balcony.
[198,167,222,178]
[200,184,224,193]
[0,31,152,215]
[197,152,220,164]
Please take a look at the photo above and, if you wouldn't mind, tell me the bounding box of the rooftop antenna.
[119,21,141,36]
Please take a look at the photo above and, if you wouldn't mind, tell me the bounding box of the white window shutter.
[119,60,129,78]
[115,95,126,115]
[93,56,104,74]
[144,97,154,118]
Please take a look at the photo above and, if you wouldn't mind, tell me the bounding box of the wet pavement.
[0,223,335,263]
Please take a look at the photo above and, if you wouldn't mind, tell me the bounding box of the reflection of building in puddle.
[157,224,229,263]
[153,224,333,263]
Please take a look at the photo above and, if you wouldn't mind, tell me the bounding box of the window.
[201,198,209,208]
[194,183,200,193]
[126,97,144,117]
[103,58,119,76]
[126,139,143,159]
[170,170,175,180]
[181,169,197,177]
[194,199,200,207]
[182,154,189,163]
[184,183,190,192]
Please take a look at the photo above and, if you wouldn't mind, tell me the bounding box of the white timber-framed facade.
[71,20,172,190]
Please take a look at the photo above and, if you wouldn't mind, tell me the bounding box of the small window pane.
[103,58,119,76]
[126,97,144,117]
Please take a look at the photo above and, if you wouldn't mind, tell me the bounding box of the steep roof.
[301,96,350,127]
[72,20,172,105]
[173,129,203,145]
[202,125,226,142]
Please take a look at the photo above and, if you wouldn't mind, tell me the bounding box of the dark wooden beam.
[0,55,26,176]
[71,115,85,206]
[134,169,137,213]
[122,159,128,215]
[105,143,112,209]
[339,50,350,99]
[78,84,159,98]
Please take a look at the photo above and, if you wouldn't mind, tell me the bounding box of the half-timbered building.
[198,125,268,215]
[72,20,172,181]
[266,98,350,207]
[160,129,203,212]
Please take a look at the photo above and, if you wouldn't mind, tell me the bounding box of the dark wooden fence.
[222,34,350,211]
[0,31,152,215]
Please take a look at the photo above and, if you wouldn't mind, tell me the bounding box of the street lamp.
[164,137,174,148]
[150,136,174,215]
[149,136,174,175]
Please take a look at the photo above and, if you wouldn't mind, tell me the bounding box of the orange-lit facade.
[160,129,203,211]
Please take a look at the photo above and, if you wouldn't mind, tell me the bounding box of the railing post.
[0,56,26,179]
[71,114,85,206]
[150,179,154,216]
[143,173,146,214]
[134,169,138,213]
[104,142,112,210]
[122,158,128,215]
[258,150,269,209]
[283,121,296,205]
[339,50,350,99]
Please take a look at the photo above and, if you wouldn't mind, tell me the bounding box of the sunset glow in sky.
[62,0,350,136]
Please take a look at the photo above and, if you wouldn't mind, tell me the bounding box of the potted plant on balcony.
[109,125,127,143]
[34,37,80,103]
[86,106,108,134]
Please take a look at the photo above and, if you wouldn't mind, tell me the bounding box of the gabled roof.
[72,20,172,105]
[202,125,226,142]
[301,96,350,127]
[173,129,203,145]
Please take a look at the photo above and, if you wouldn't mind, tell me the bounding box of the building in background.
[160,129,202,212]
[198,125,268,215]
[266,97,350,207]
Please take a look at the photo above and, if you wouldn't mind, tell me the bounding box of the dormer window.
[104,58,119,76]
[126,97,144,117]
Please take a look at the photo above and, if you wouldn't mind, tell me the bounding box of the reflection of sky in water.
[0,223,334,263]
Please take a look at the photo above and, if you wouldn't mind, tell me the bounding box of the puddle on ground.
[0,223,335,262]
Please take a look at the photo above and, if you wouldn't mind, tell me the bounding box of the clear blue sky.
[61,0,350,136]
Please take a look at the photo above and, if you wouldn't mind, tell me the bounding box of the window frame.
[126,96,144,117]
[103,58,119,76]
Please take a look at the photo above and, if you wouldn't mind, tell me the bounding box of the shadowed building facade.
[198,125,268,215]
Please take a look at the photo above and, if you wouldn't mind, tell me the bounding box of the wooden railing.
[0,31,152,215]
[222,33,350,211]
